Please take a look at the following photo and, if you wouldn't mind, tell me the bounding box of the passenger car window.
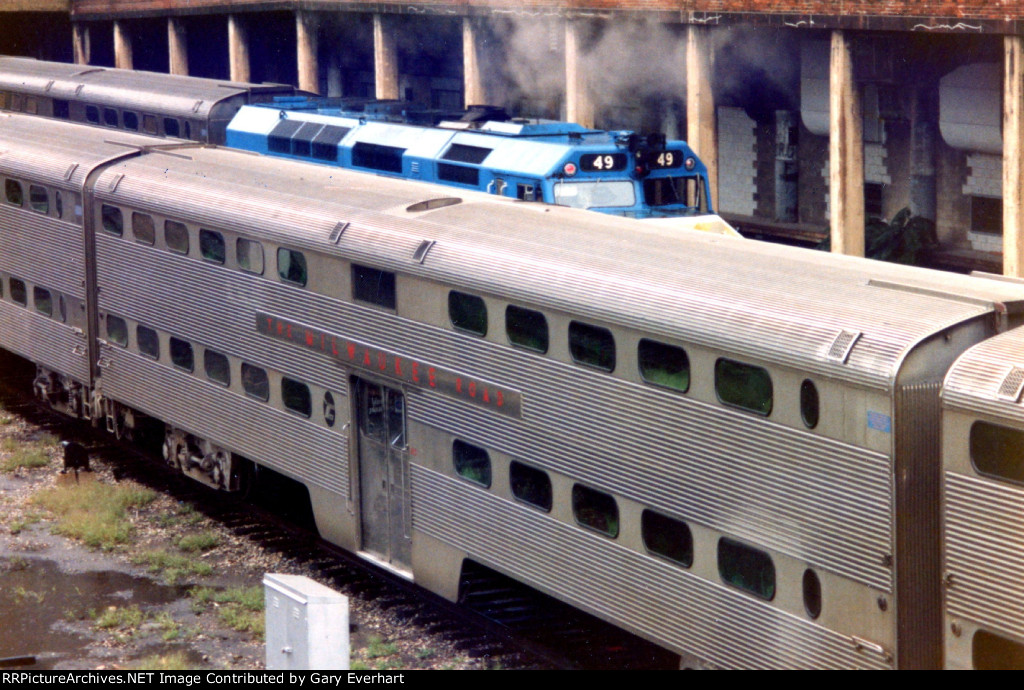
[199,229,226,264]
[237,238,264,274]
[638,339,690,392]
[510,461,552,511]
[352,264,395,308]
[204,350,230,386]
[642,510,693,567]
[970,421,1024,484]
[715,358,773,416]
[449,292,487,336]
[453,440,491,487]
[9,278,26,306]
[278,248,308,287]
[282,377,311,417]
[5,179,23,206]
[241,363,269,401]
[170,337,194,371]
[572,484,619,537]
[101,205,124,236]
[718,538,775,600]
[106,315,128,347]
[33,287,52,317]
[569,321,615,372]
[165,220,189,254]
[29,185,48,214]
[137,325,159,359]
[506,305,548,353]
[132,212,155,245]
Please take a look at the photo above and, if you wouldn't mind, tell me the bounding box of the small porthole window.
[803,568,822,619]
[165,220,189,254]
[449,291,487,336]
[106,315,128,347]
[101,204,123,236]
[199,229,226,264]
[453,440,491,487]
[241,363,269,402]
[506,305,548,353]
[170,337,194,372]
[642,510,693,567]
[718,538,776,600]
[569,321,615,372]
[800,379,820,428]
[715,358,773,416]
[510,461,552,511]
[572,484,619,538]
[282,377,312,417]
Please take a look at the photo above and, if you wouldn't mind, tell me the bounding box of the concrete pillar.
[326,54,342,98]
[374,14,399,100]
[564,18,594,128]
[828,30,865,257]
[168,17,188,76]
[909,87,937,223]
[297,11,320,94]
[1004,35,1024,277]
[114,20,133,70]
[463,17,487,107]
[227,15,250,83]
[687,25,718,212]
[73,23,90,65]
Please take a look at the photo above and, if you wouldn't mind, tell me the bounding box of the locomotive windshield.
[553,180,636,209]
[643,175,706,212]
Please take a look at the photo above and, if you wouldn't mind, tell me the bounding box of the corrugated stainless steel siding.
[0,206,85,299]
[100,346,347,495]
[412,465,892,669]
[0,302,89,382]
[944,327,1024,423]
[944,471,1024,641]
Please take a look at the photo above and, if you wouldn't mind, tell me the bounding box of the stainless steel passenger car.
[0,56,296,143]
[942,324,1024,669]
[3,111,1024,668]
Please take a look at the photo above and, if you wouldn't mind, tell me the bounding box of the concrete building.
[4,1,1024,274]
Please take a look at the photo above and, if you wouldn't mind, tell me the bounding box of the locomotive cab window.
[29,185,47,214]
[718,538,776,601]
[572,484,619,538]
[101,205,123,236]
[642,510,693,567]
[278,248,308,287]
[241,363,269,402]
[106,315,128,347]
[715,358,773,416]
[33,287,52,317]
[969,421,1024,485]
[506,305,548,353]
[132,213,156,246]
[510,461,552,512]
[453,440,491,488]
[165,221,189,254]
[5,179,22,206]
[449,292,487,336]
[569,321,615,372]
[352,264,395,309]
[199,229,226,264]
[170,337,194,372]
[639,339,690,393]
[282,378,312,417]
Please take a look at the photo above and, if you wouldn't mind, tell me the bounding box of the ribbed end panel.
[412,465,892,669]
[945,472,1024,640]
[944,329,1024,425]
[895,382,942,669]
[101,347,347,496]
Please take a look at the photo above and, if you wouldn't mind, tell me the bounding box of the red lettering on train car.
[331,337,338,356]
[363,351,371,366]
[347,343,356,360]
[286,324,292,339]
[394,358,403,376]
[266,316,273,331]
[483,388,490,403]
[428,368,436,388]
[277,321,284,335]
[378,352,387,371]
[306,330,314,347]
[412,362,420,383]
[496,391,504,407]
[455,378,462,393]
[468,381,476,398]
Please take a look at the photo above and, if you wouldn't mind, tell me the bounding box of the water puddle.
[0,556,192,669]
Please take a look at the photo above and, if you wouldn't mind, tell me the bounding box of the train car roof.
[943,321,1024,422]
[5,113,1022,391]
[0,56,292,118]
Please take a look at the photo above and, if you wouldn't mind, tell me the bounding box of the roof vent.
[827,330,862,364]
[412,240,436,264]
[406,197,461,213]
[328,221,349,244]
[998,367,1024,402]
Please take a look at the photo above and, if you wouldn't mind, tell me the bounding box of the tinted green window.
[973,630,1024,670]
[352,264,395,308]
[242,363,269,401]
[33,287,52,317]
[506,305,548,353]
[204,350,230,386]
[569,321,615,372]
[278,248,308,287]
[132,212,155,245]
[9,278,26,306]
[453,440,491,487]
[572,484,618,537]
[282,377,311,417]
[510,461,552,511]
[800,379,820,428]
[101,204,123,236]
[29,185,47,214]
[639,339,690,392]
[4,179,22,206]
[718,538,775,600]
[642,510,693,567]
[106,315,128,347]
[199,229,225,264]
[237,238,264,274]
[170,337,193,371]
[970,421,1024,485]
[449,291,487,336]
[715,358,773,415]
[165,220,189,254]
[137,325,159,359]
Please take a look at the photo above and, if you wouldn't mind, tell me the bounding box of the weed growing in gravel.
[8,512,42,535]
[132,549,213,584]
[366,636,399,659]
[175,531,220,553]
[154,502,204,528]
[93,604,147,642]
[31,481,157,549]
[189,586,264,639]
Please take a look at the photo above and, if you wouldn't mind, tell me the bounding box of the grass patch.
[94,604,146,630]
[175,531,220,553]
[365,636,399,659]
[154,502,204,529]
[1,446,51,471]
[189,586,264,638]
[31,481,157,550]
[8,512,42,535]
[132,550,213,584]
